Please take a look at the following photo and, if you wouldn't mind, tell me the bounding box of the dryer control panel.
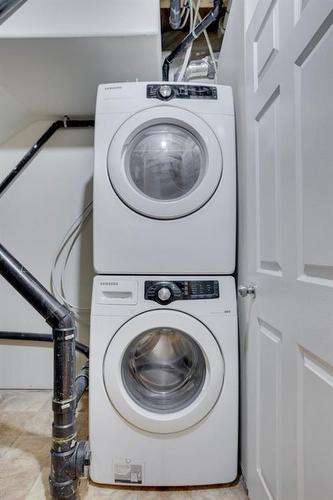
[147,84,217,101]
[145,280,219,305]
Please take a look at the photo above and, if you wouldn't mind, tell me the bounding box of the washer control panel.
[147,84,217,101]
[145,280,219,305]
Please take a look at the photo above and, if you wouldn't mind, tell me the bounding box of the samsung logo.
[104,86,122,91]
[100,281,119,286]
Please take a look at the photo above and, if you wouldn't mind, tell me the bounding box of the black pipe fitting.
[71,441,91,479]
[0,244,89,499]
[49,441,90,499]
[49,449,79,500]
[0,331,89,357]
[0,117,94,197]
[169,0,182,29]
[0,244,72,327]
[0,0,27,25]
[0,116,94,498]
[75,361,89,408]
[162,0,221,81]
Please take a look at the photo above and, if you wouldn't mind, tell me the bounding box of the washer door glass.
[121,327,206,414]
[126,124,204,201]
[103,309,224,433]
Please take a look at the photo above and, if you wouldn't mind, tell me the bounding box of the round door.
[107,107,223,219]
[103,310,224,434]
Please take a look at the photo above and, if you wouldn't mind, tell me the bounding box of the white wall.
[0,123,94,387]
[0,0,162,118]
[0,87,36,145]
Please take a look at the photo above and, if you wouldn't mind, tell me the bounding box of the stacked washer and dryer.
[90,82,238,487]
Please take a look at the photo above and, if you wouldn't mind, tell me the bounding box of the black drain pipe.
[0,331,89,358]
[162,0,221,81]
[75,361,89,408]
[0,0,27,25]
[0,117,95,197]
[169,0,182,29]
[0,244,89,499]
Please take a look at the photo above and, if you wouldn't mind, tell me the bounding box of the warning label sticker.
[114,458,143,484]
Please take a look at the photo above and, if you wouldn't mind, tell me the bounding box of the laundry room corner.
[0,0,162,388]
[1,0,332,499]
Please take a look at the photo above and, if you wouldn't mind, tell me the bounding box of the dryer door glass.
[122,327,206,414]
[108,107,223,219]
[126,124,205,201]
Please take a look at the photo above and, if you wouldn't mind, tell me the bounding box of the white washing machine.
[89,275,238,486]
[93,82,236,275]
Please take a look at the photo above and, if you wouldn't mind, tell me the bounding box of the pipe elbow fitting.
[169,0,181,29]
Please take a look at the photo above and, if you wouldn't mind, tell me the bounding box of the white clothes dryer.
[89,275,238,486]
[93,82,236,275]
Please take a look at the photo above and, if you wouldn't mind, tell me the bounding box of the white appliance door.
[107,107,223,219]
[234,1,333,500]
[103,310,224,433]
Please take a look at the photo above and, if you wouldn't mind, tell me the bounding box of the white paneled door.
[241,1,333,499]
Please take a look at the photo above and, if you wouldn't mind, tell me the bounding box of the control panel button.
[147,84,217,100]
[157,287,172,302]
[145,280,219,303]
[158,85,173,99]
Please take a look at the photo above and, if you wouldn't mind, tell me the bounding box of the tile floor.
[0,390,248,500]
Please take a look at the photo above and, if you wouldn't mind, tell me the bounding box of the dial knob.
[158,85,173,99]
[157,287,172,302]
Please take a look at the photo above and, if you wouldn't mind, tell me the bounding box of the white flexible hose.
[176,0,201,81]
[179,1,190,29]
[192,0,201,33]
[176,0,217,82]
[194,2,218,78]
[176,44,192,81]
[60,210,92,311]
[51,202,93,318]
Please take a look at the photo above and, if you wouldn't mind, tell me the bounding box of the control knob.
[158,85,173,99]
[157,287,172,303]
